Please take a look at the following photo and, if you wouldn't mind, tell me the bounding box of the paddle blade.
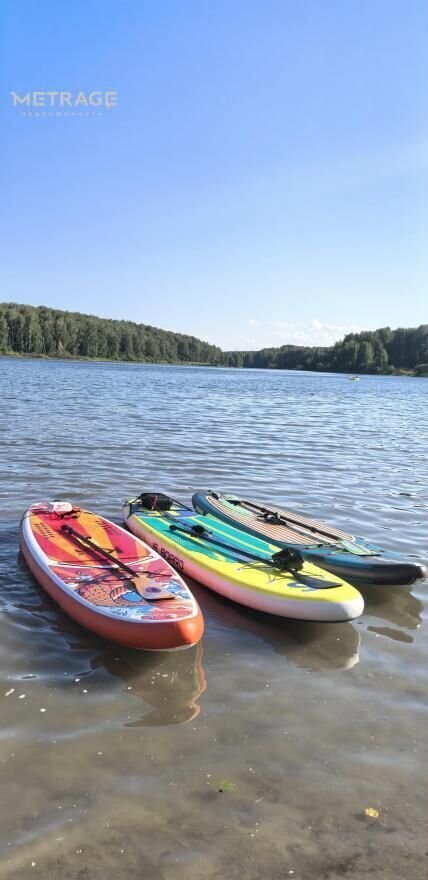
[132,577,176,601]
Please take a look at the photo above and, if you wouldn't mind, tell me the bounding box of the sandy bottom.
[0,568,426,880]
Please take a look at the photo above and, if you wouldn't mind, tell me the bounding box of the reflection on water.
[11,550,207,727]
[357,581,423,630]
[92,643,206,727]
[367,626,413,644]
[188,578,361,671]
[0,359,427,879]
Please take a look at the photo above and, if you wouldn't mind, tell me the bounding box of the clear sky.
[1,1,427,350]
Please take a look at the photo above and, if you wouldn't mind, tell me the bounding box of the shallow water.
[0,357,427,879]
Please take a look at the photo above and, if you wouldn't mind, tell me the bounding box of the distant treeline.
[228,325,428,375]
[0,303,224,365]
[0,303,427,375]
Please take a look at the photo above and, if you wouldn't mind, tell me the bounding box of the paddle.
[168,521,298,567]
[161,517,342,589]
[60,524,175,600]
[128,499,301,570]
[127,495,341,587]
[211,495,379,556]
[210,492,344,544]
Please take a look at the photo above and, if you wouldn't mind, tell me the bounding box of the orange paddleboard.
[20,502,204,651]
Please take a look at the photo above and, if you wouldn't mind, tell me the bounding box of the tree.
[143,337,156,360]
[79,319,99,357]
[336,340,358,371]
[177,339,190,361]
[372,339,388,372]
[9,311,24,350]
[105,328,119,359]
[357,341,374,371]
[41,316,56,354]
[0,314,8,351]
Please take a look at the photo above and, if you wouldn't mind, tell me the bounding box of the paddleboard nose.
[335,592,365,622]
[168,615,204,650]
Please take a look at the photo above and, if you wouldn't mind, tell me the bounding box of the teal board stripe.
[132,505,281,563]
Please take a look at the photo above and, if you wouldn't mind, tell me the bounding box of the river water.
[0,357,426,879]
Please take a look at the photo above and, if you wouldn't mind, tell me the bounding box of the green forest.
[231,325,428,375]
[0,302,224,366]
[0,302,427,375]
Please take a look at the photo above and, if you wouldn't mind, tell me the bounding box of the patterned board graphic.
[26,504,196,623]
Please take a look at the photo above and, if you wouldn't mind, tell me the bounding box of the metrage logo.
[10,90,119,117]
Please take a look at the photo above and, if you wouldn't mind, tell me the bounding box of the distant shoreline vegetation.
[0,303,427,376]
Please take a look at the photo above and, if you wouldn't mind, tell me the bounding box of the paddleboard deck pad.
[192,491,427,586]
[123,497,364,622]
[20,502,204,650]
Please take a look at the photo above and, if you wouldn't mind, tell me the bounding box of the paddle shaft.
[167,520,339,587]
[169,521,278,567]
[130,503,302,571]
[228,496,343,543]
[161,514,321,580]
[129,504,274,567]
[128,504,341,588]
[60,524,138,576]
[60,524,179,601]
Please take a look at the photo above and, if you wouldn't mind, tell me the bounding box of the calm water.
[0,358,427,880]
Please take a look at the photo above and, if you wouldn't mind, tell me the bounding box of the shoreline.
[0,351,220,368]
[0,351,424,376]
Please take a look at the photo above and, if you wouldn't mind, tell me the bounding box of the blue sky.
[1,1,427,350]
